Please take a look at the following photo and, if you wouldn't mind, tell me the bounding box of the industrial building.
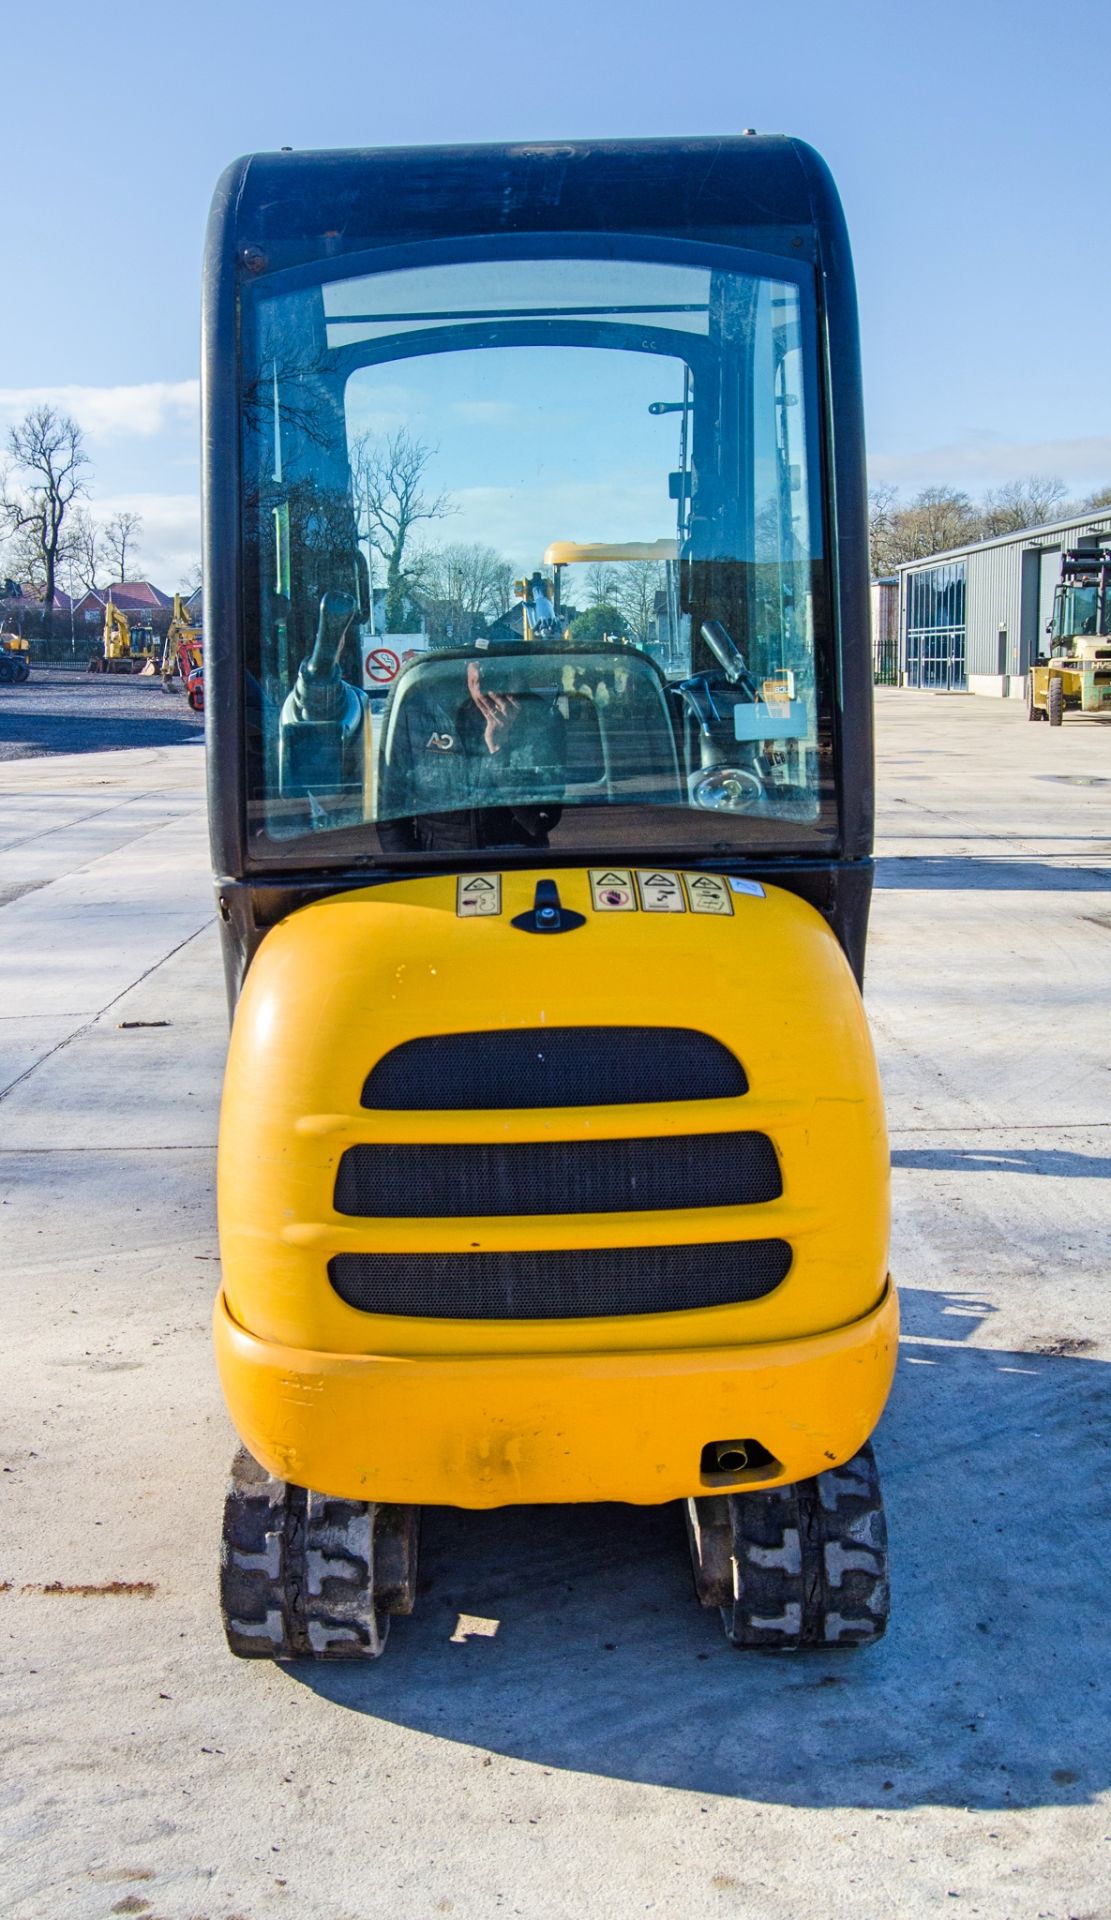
[887,508,1111,696]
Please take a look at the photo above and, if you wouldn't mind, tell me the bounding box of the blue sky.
[3,0,1110,586]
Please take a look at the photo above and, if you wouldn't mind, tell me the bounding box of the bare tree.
[979,474,1067,537]
[350,430,453,631]
[583,561,619,606]
[610,560,666,644]
[419,541,514,643]
[1076,484,1111,513]
[102,509,143,582]
[868,483,901,576]
[866,484,979,571]
[2,520,50,596]
[2,406,88,627]
[906,486,979,556]
[870,473,1085,576]
[68,508,106,594]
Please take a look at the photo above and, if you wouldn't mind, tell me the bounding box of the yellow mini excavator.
[88,598,153,674]
[143,592,204,709]
[0,632,30,684]
[203,136,896,1660]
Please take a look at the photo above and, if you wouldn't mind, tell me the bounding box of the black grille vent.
[361,1026,746,1110]
[334,1132,780,1218]
[328,1239,792,1320]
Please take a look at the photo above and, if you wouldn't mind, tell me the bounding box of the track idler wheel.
[220,1447,420,1660]
[685,1442,889,1650]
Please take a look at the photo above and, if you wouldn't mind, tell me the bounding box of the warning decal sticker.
[589,869,636,912]
[636,870,686,913]
[456,873,502,917]
[365,646,401,685]
[683,873,733,916]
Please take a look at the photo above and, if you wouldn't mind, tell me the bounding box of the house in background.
[72,582,175,632]
[0,580,74,632]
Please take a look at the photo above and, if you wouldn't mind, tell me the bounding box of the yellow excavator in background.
[143,593,205,710]
[0,632,31,684]
[88,598,153,674]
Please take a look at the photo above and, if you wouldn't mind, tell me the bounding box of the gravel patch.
[0,668,204,759]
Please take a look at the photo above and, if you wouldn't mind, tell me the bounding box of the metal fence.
[872,634,899,685]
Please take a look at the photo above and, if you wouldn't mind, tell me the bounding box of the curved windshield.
[1052,583,1101,642]
[241,244,835,861]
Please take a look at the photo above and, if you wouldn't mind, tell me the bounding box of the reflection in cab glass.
[242,252,834,858]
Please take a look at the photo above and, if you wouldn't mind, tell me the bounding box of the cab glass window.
[1053,583,1099,641]
[240,245,835,861]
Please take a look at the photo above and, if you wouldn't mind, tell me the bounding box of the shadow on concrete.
[0,713,204,758]
[892,1144,1111,1179]
[283,1287,1110,1812]
[876,856,1111,891]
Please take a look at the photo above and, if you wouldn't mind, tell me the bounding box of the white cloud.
[444,475,670,562]
[868,433,1111,498]
[0,381,199,441]
[345,381,426,437]
[83,490,200,591]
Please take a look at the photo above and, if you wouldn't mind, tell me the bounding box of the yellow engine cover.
[214,868,896,1505]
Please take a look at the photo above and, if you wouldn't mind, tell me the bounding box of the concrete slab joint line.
[0,788,193,857]
[0,917,216,1104]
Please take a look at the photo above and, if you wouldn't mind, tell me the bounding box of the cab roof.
[209,136,842,277]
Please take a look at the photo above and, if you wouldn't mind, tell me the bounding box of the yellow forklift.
[204,135,896,1659]
[1026,541,1111,725]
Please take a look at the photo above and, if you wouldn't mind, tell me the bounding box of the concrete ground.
[1,690,1110,1920]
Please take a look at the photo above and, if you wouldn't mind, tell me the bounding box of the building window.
[904,562,966,690]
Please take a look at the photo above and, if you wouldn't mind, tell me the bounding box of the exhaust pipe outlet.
[713,1440,749,1474]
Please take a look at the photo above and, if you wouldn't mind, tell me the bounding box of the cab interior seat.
[379,643,683,815]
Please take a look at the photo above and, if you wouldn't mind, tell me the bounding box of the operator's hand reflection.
[467,661,518,754]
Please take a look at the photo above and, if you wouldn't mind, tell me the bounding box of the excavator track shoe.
[685,1441,889,1650]
[219,1446,419,1660]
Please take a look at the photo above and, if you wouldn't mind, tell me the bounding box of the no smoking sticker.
[589,868,636,911]
[456,873,501,917]
[636,870,685,913]
[365,646,401,684]
[683,873,733,915]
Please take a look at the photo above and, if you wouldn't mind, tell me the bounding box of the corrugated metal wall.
[965,513,1111,677]
[901,512,1111,683]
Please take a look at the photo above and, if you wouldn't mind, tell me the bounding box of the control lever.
[279,590,370,807]
[676,632,764,793]
[701,621,760,697]
[675,672,722,736]
[289,590,358,720]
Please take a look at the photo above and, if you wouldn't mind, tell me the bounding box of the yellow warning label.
[762,675,792,719]
[636,869,686,913]
[589,868,637,912]
[456,873,501,917]
[683,873,733,915]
